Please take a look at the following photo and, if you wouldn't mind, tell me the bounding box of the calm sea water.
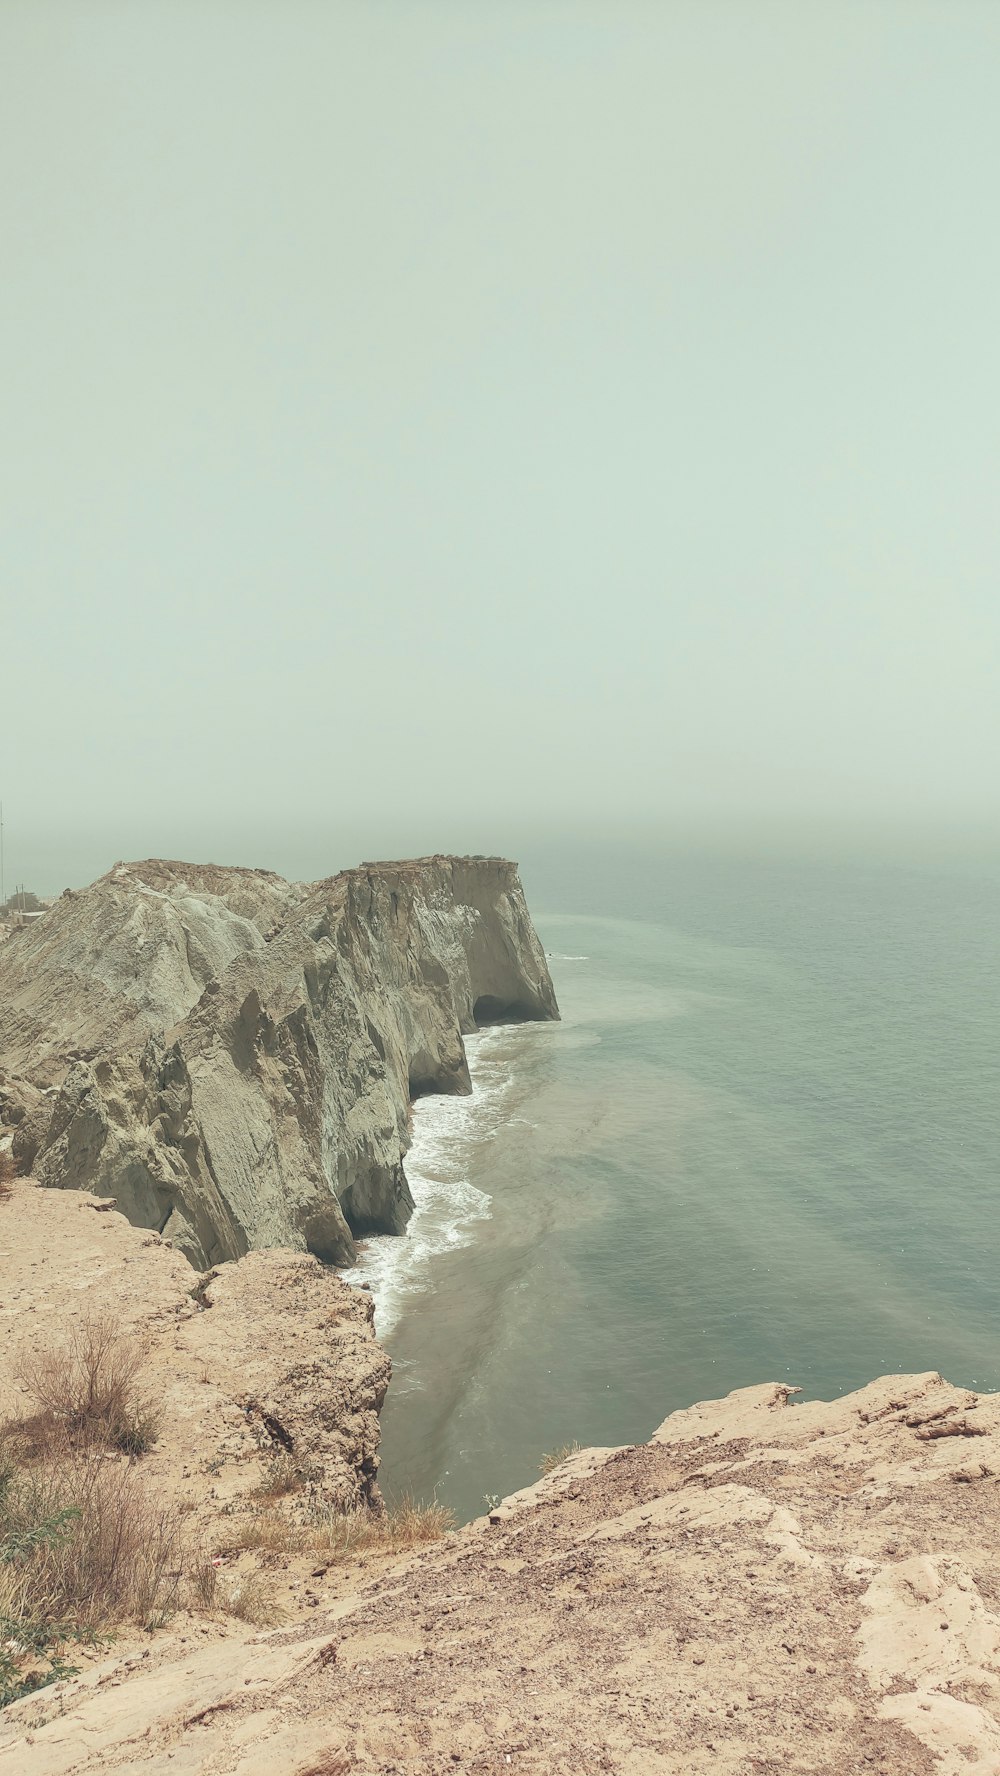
[350,843,1000,1524]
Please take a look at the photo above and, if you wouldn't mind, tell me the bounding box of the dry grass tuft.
[0,1150,16,1200]
[252,1451,308,1500]
[539,1442,582,1476]
[0,1435,179,1705]
[234,1496,454,1561]
[383,1496,456,1548]
[189,1553,222,1610]
[219,1569,282,1626]
[187,1553,283,1626]
[1,1442,178,1633]
[15,1311,160,1456]
[1,1316,174,1704]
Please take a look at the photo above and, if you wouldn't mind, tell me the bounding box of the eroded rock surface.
[6,1370,1000,1773]
[0,855,557,1267]
[0,1178,390,1523]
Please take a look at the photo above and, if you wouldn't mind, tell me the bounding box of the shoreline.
[346,1026,515,1339]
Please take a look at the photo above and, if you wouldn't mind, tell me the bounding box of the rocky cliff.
[0,856,557,1268]
[6,1368,1000,1774]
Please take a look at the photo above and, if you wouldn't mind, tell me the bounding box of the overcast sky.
[3,2,999,888]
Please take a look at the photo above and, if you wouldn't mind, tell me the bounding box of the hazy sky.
[3,2,999,888]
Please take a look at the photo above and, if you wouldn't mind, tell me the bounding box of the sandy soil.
[5,1351,1000,1771]
[0,1177,390,1550]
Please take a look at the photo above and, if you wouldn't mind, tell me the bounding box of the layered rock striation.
[0,855,557,1268]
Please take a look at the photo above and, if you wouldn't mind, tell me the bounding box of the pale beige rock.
[0,855,558,1268]
[7,1368,1000,1773]
[0,1179,390,1519]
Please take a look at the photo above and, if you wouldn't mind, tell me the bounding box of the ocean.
[353,840,1000,1525]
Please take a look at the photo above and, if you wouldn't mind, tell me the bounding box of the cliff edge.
[5,1369,1000,1773]
[0,855,558,1268]
[0,1177,391,1526]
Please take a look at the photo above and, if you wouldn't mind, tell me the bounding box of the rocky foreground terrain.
[0,1176,390,1533]
[1,1179,998,1776]
[0,855,558,1268]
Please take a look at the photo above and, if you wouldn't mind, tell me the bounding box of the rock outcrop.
[0,1177,391,1523]
[6,1369,1000,1773]
[0,856,557,1268]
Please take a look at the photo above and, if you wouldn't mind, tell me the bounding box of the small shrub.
[538,1442,581,1476]
[15,1312,160,1456]
[0,1438,178,1707]
[113,1406,161,1459]
[0,1150,15,1201]
[9,1447,177,1633]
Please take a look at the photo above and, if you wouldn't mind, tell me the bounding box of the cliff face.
[0,855,557,1269]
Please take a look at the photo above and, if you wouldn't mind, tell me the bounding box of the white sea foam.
[548,952,588,961]
[346,1029,513,1338]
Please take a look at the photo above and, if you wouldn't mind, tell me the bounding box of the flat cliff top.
[6,1362,1000,1773]
[355,854,514,871]
[0,850,551,1081]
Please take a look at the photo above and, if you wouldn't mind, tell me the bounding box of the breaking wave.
[346,1028,514,1338]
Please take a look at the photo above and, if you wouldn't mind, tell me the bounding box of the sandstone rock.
[0,855,557,1268]
[0,1178,390,1521]
[7,1369,1000,1773]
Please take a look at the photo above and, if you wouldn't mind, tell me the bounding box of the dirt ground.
[4,1183,1000,1774]
[0,1177,390,1593]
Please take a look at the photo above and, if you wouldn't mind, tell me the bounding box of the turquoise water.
[359,844,1000,1524]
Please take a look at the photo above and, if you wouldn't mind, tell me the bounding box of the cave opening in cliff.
[472,994,535,1027]
[409,1073,448,1101]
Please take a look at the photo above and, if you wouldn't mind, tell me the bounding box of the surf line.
[346,1027,513,1337]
